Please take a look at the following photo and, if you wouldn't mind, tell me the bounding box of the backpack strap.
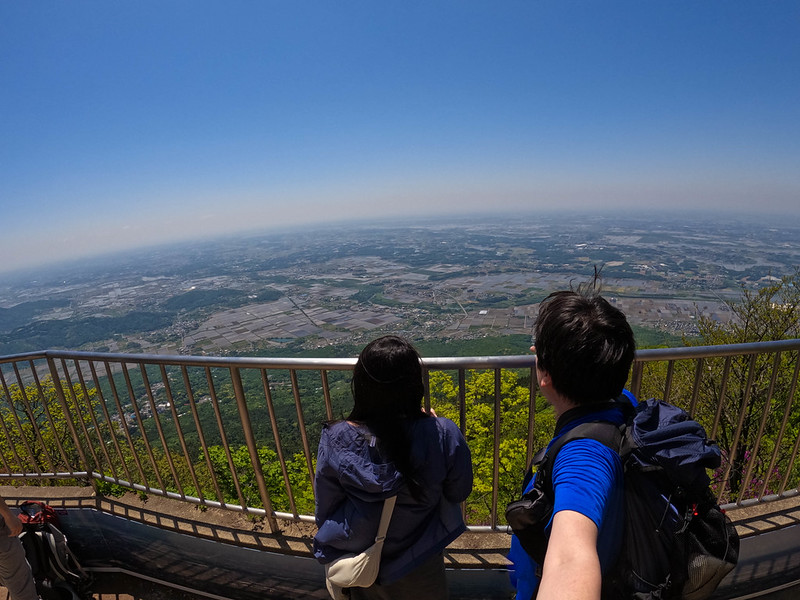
[535,420,626,500]
[520,397,631,492]
[509,420,626,582]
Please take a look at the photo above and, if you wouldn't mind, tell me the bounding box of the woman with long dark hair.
[314,335,473,599]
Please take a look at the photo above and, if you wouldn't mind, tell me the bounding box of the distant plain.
[1,212,798,357]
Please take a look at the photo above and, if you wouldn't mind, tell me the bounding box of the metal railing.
[1,340,799,534]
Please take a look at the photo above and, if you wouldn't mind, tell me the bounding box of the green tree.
[0,374,185,497]
[206,445,315,515]
[0,376,100,481]
[429,369,555,524]
[688,272,800,502]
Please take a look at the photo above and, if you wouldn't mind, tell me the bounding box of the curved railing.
[1,340,799,534]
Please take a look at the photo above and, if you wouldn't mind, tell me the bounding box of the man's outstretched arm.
[536,509,601,600]
[0,494,23,536]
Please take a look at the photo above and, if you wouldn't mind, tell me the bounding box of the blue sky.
[2,1,799,273]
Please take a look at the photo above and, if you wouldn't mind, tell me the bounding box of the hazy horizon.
[3,2,799,274]
[2,208,798,283]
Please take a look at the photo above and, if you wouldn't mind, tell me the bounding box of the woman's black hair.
[348,335,428,498]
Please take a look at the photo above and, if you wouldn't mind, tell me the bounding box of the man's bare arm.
[536,509,602,600]
[0,495,23,536]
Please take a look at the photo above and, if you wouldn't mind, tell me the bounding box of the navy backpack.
[506,398,740,600]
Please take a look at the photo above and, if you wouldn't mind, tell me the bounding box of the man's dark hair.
[534,290,635,405]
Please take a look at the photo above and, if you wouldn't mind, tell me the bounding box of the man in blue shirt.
[508,290,636,600]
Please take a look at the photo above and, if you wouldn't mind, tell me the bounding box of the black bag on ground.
[506,398,740,600]
[18,501,93,600]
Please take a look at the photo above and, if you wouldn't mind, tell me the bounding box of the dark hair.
[348,335,427,497]
[534,290,635,405]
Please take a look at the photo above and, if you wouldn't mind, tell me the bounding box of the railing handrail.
[635,338,800,361]
[5,337,800,369]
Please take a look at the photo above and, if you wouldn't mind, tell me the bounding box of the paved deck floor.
[1,572,208,600]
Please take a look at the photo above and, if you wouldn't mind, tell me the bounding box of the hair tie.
[360,361,406,385]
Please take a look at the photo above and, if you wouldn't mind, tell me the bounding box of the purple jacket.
[314,416,473,584]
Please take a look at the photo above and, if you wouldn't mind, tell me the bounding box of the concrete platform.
[0,571,206,600]
[1,485,799,599]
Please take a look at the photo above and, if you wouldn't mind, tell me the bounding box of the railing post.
[10,362,57,474]
[46,356,91,479]
[29,362,73,472]
[123,363,166,492]
[457,367,467,523]
[0,367,38,473]
[717,354,758,504]
[181,365,226,506]
[630,361,643,398]
[104,359,148,486]
[777,356,800,497]
[261,369,298,517]
[205,366,247,508]
[160,364,204,503]
[458,368,467,435]
[290,369,316,496]
[710,356,732,442]
[139,364,185,498]
[71,359,115,479]
[230,367,279,533]
[663,360,674,403]
[491,368,501,529]
[526,364,537,469]
[740,353,781,501]
[688,358,704,417]
[58,359,104,482]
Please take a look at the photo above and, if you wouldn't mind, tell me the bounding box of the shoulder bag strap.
[374,496,397,543]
